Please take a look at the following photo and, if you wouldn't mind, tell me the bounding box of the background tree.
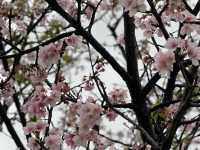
[1,0,200,149]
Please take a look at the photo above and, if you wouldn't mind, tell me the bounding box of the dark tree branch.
[13,93,31,140]
[0,103,26,150]
[0,31,75,59]
[183,0,200,16]
[0,55,21,88]
[182,122,200,150]
[44,0,131,84]
[44,107,53,137]
[124,12,155,142]
[88,0,103,32]
[95,77,160,149]
[26,6,50,35]
[146,0,169,39]
[111,103,133,109]
[124,13,141,91]
[77,0,82,25]
[150,99,181,112]
[141,73,161,98]
[0,33,9,71]
[107,17,126,59]
[151,37,160,52]
[161,86,194,150]
[179,116,200,126]
[162,63,179,103]
[2,37,22,53]
[13,94,27,127]
[161,66,198,150]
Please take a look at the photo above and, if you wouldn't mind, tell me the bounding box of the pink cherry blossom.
[181,11,195,22]
[52,82,70,93]
[23,65,47,85]
[165,38,179,50]
[106,109,118,121]
[72,134,88,146]
[45,89,61,106]
[85,6,93,19]
[27,138,40,150]
[187,45,200,66]
[65,34,81,50]
[153,51,175,74]
[168,0,184,12]
[23,121,48,135]
[23,122,35,135]
[143,30,153,38]
[23,99,46,118]
[116,34,125,45]
[44,95,57,106]
[108,88,127,104]
[57,0,77,16]
[77,102,102,135]
[45,134,61,150]
[99,1,113,10]
[83,80,94,91]
[43,82,69,106]
[0,17,9,36]
[162,103,179,121]
[64,133,76,148]
[34,121,48,132]
[22,86,47,118]
[135,16,159,38]
[49,128,62,136]
[109,145,118,150]
[180,24,194,35]
[38,43,60,67]
[0,79,15,98]
[82,75,95,91]
[67,130,99,147]
[15,20,27,33]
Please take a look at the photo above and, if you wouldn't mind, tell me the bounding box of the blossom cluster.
[153,38,200,74]
[52,100,105,149]
[108,88,128,104]
[38,43,61,67]
[22,82,69,118]
[57,0,77,17]
[26,126,62,150]
[21,65,47,85]
[135,16,163,38]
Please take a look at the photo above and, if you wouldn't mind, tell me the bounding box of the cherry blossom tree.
[1,0,200,150]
